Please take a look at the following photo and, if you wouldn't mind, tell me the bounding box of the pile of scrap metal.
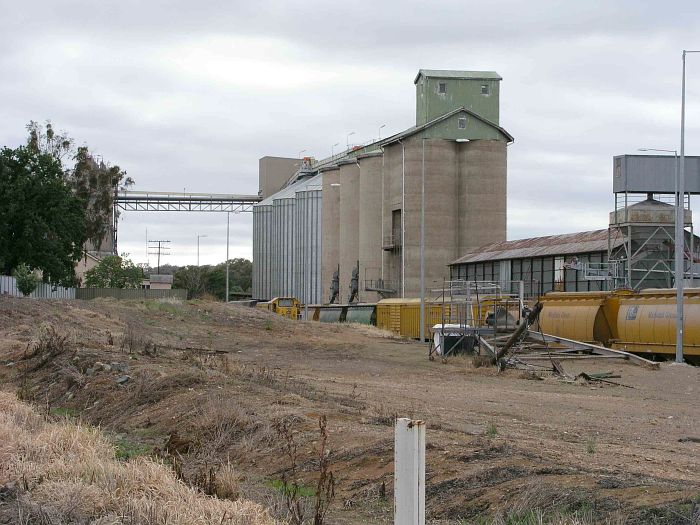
[430,301,660,375]
[493,302,659,371]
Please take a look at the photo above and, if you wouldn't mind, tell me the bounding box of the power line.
[148,240,171,274]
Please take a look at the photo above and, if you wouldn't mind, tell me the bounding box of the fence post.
[394,418,425,525]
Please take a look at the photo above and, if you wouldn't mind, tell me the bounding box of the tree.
[68,146,132,251]
[207,259,253,300]
[173,266,208,299]
[84,255,143,288]
[13,263,38,296]
[0,146,86,285]
[26,121,134,253]
[173,259,252,301]
[26,120,73,163]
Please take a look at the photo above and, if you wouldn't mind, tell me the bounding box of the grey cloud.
[2,1,700,265]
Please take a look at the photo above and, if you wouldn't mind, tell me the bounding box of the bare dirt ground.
[0,297,698,524]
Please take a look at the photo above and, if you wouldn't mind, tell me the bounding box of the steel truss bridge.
[112,190,261,254]
[115,190,261,213]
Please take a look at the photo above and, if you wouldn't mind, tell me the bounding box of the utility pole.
[148,240,171,274]
[226,212,230,303]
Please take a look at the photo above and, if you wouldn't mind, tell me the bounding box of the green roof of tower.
[414,70,502,83]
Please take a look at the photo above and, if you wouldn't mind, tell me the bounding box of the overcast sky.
[2,1,699,266]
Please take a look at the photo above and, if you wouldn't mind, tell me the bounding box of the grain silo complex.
[252,69,514,304]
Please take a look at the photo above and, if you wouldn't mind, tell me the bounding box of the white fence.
[0,275,76,299]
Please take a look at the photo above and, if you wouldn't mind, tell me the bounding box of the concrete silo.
[321,166,341,303]
[458,140,507,253]
[338,160,361,302]
[358,152,384,302]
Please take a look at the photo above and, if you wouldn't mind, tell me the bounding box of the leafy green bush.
[13,263,38,296]
[84,255,143,288]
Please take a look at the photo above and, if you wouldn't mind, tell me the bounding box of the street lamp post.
[677,50,700,363]
[298,149,306,158]
[379,124,386,140]
[346,131,355,150]
[225,212,230,303]
[331,142,339,157]
[639,147,681,362]
[197,234,207,266]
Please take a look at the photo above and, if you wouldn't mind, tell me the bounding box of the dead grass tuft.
[21,324,72,372]
[0,391,273,524]
[214,462,241,501]
[344,323,399,339]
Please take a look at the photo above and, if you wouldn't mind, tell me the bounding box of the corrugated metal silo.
[252,203,274,300]
[272,195,296,297]
[294,174,323,304]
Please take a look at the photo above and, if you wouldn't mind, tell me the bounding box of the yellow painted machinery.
[613,288,700,357]
[255,297,302,320]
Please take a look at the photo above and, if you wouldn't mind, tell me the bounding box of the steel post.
[226,212,230,303]
[420,138,425,342]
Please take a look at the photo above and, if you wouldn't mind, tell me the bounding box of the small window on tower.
[481,84,490,95]
[457,117,467,129]
[438,81,447,94]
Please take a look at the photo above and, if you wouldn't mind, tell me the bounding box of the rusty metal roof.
[450,230,621,266]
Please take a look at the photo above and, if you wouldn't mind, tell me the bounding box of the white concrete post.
[394,418,425,525]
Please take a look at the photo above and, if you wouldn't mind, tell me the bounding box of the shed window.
[457,117,467,129]
[438,82,447,94]
[481,84,490,95]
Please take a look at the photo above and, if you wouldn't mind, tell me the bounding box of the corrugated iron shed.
[450,230,622,266]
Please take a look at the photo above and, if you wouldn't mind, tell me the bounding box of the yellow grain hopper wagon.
[376,299,454,340]
[613,288,700,357]
[537,290,633,345]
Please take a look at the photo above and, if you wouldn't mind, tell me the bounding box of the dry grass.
[0,391,274,524]
[344,323,398,339]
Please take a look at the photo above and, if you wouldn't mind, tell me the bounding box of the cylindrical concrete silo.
[321,166,341,303]
[358,152,383,302]
[458,139,507,253]
[294,174,323,304]
[402,136,459,297]
[338,160,361,302]
[380,142,404,297]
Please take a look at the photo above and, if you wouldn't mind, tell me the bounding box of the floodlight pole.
[419,138,426,342]
[226,212,230,303]
[677,50,700,363]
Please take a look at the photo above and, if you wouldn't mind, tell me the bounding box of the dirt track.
[0,297,698,523]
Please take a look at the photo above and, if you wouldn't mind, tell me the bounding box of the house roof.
[380,106,514,146]
[450,230,621,266]
[414,70,502,83]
